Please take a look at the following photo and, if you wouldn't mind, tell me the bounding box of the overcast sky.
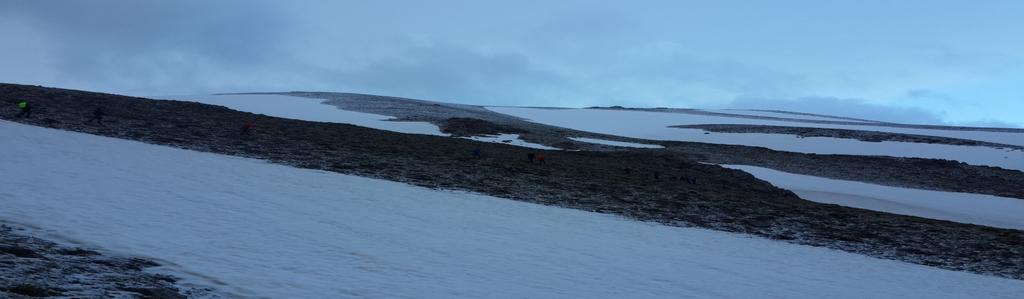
[2,1,1021,126]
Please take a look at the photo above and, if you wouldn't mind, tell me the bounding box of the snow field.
[487,107,1024,171]
[3,120,1024,298]
[462,133,559,150]
[165,94,446,136]
[714,109,881,123]
[163,94,568,151]
[569,137,664,149]
[722,165,1024,230]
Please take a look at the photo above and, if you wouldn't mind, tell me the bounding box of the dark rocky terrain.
[0,224,203,298]
[439,117,526,137]
[2,83,1023,284]
[673,124,1024,150]
[285,91,1024,199]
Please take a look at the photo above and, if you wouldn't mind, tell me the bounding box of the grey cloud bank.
[1,1,1021,127]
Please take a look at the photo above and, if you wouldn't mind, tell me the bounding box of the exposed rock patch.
[439,117,525,137]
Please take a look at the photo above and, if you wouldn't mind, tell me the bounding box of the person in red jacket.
[537,153,546,165]
[240,121,254,136]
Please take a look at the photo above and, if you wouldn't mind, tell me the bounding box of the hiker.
[240,121,254,136]
[537,153,546,165]
[16,101,31,118]
[527,153,535,163]
[472,147,481,158]
[86,107,106,125]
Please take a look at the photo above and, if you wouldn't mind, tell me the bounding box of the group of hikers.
[13,100,106,125]
[11,100,254,134]
[526,152,547,164]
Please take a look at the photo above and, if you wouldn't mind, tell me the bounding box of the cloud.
[906,89,951,100]
[0,0,292,95]
[317,43,578,105]
[0,1,1021,126]
[905,89,958,105]
[0,0,825,103]
[285,38,808,108]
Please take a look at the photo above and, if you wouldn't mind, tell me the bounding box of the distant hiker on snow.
[16,100,31,118]
[241,121,255,136]
[87,107,106,125]
[527,153,535,163]
[537,153,546,165]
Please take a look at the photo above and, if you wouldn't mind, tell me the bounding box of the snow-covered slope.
[462,133,558,150]
[492,107,1024,146]
[163,94,562,150]
[722,165,1024,230]
[570,137,664,149]
[4,120,1024,298]
[167,94,446,135]
[715,109,882,123]
[487,107,1024,171]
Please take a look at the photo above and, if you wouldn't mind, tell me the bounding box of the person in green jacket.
[17,101,31,118]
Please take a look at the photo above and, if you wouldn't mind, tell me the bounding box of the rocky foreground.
[0,224,207,298]
[2,83,1023,285]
